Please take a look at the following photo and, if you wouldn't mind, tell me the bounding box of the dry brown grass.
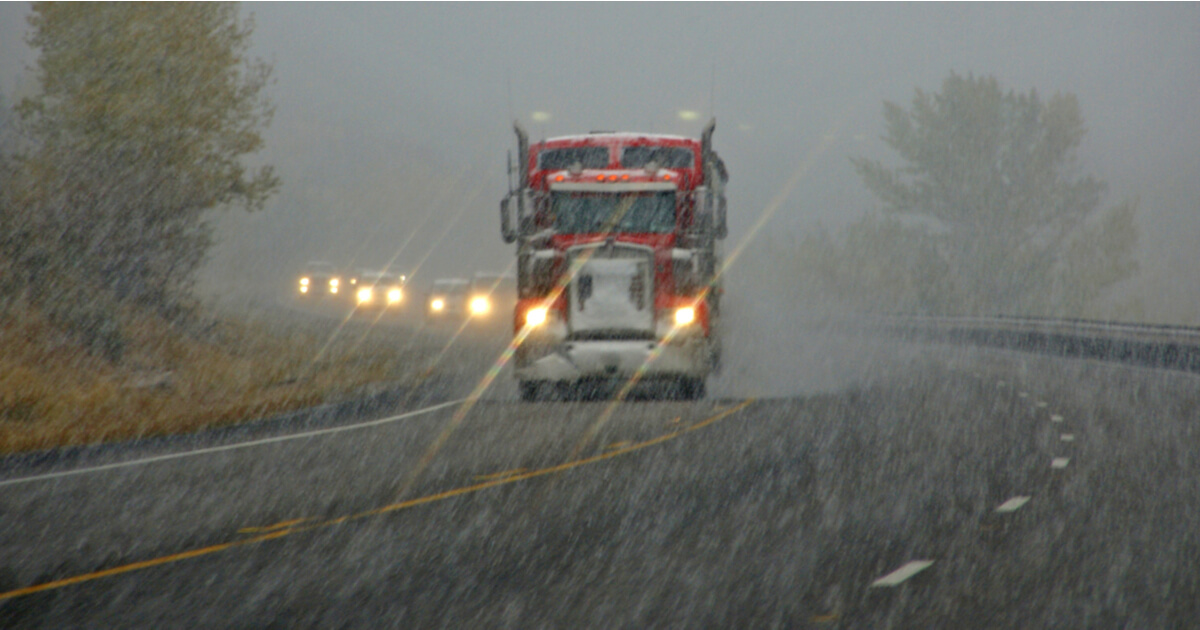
[0,303,423,454]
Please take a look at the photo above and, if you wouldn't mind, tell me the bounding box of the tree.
[11,2,278,309]
[844,72,1137,316]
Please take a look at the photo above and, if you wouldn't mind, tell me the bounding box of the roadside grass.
[0,303,424,454]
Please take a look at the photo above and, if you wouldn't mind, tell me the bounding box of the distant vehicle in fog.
[426,278,470,320]
[354,270,407,311]
[467,272,517,320]
[296,261,341,298]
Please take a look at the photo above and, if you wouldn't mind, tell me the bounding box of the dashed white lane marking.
[871,560,934,587]
[0,398,468,488]
[1018,392,1029,399]
[1051,457,1071,469]
[997,381,1007,387]
[1060,434,1076,442]
[995,496,1031,513]
[1035,401,1048,408]
[1050,414,1064,423]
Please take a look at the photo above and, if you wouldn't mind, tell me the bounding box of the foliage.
[818,72,1138,316]
[5,3,278,318]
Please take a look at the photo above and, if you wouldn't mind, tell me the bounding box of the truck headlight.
[525,307,548,327]
[430,298,445,312]
[387,288,403,304]
[674,306,696,326]
[470,296,490,315]
[357,287,373,304]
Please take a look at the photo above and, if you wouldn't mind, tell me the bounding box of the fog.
[2,3,1197,324]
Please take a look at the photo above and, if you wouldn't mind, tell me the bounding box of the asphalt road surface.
[1,309,1197,628]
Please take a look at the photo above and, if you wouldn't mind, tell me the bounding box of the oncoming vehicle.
[467,272,517,319]
[426,278,469,320]
[296,261,341,298]
[499,121,728,401]
[354,270,407,311]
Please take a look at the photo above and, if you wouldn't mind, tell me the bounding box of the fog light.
[674,306,696,326]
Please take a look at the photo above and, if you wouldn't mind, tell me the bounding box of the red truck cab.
[500,122,728,401]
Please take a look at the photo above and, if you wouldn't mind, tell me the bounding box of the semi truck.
[499,120,729,401]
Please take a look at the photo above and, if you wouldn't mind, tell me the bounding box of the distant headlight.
[300,277,310,286]
[470,296,490,315]
[525,307,548,327]
[330,278,340,288]
[430,298,445,312]
[357,287,373,304]
[674,306,696,326]
[299,286,308,294]
[387,288,403,304]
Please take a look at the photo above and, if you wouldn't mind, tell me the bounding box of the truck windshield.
[621,146,695,169]
[539,147,609,170]
[551,191,676,234]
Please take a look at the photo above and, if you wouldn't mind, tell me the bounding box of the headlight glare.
[525,307,548,327]
[674,306,696,326]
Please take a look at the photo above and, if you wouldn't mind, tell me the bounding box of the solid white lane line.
[1051,457,1071,469]
[871,560,934,587]
[995,496,1031,513]
[1018,392,1029,398]
[0,398,467,488]
[1050,414,1064,423]
[1060,434,1075,442]
[1035,401,1048,408]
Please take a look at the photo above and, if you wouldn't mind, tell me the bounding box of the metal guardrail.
[873,315,1200,374]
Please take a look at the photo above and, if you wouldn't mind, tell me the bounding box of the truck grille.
[566,242,655,339]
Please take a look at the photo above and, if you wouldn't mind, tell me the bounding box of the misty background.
[2,3,1197,324]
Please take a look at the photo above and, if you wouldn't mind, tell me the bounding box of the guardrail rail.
[873,315,1200,375]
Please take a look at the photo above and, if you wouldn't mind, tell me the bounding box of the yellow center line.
[237,518,311,535]
[472,468,528,481]
[0,399,756,601]
[605,441,632,450]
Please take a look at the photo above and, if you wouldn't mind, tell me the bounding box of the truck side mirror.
[715,194,728,240]
[500,196,517,243]
[693,186,710,229]
[519,189,536,236]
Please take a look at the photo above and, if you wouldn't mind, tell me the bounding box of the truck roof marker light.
[621,174,630,181]
[608,174,619,182]
[555,174,565,182]
[596,174,605,182]
[662,173,673,181]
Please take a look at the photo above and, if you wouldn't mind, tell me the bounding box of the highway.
[1,311,1197,628]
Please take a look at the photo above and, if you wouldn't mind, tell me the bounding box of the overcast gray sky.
[2,3,1197,322]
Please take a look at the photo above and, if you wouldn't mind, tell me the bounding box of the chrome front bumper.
[514,337,710,382]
